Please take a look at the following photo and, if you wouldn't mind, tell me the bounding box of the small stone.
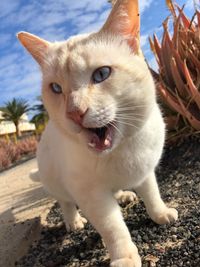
[143,235,149,242]
[196,183,200,194]
[177,174,184,179]
[172,235,177,242]
[80,253,85,259]
[171,227,177,233]
[194,253,199,259]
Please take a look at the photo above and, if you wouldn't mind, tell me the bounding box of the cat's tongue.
[88,126,114,152]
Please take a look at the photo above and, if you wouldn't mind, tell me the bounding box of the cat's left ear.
[100,0,140,54]
[17,32,50,66]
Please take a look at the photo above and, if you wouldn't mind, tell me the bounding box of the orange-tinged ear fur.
[101,0,140,53]
[17,32,50,65]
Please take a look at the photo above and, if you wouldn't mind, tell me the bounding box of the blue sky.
[0,0,196,112]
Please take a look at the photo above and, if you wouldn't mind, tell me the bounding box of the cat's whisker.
[115,116,145,123]
[116,108,147,114]
[108,122,123,137]
[113,119,140,130]
[119,109,154,115]
[115,119,145,126]
[116,107,146,112]
[115,113,145,118]
[105,101,148,110]
[115,113,146,118]
[117,101,148,106]
[117,115,143,120]
[117,101,148,107]
[116,113,144,118]
[117,103,148,107]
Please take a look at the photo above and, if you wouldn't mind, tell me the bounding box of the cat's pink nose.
[67,109,87,125]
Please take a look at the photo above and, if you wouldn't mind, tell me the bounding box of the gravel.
[16,136,200,267]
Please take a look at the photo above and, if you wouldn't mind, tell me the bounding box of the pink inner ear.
[123,0,140,50]
[17,32,50,65]
[101,0,140,52]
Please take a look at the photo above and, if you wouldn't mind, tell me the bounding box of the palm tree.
[31,98,48,130]
[0,98,30,137]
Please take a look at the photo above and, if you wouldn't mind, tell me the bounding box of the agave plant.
[149,0,200,140]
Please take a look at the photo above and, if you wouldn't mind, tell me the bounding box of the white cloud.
[140,34,148,48]
[185,0,196,11]
[74,13,98,29]
[85,0,108,12]
[98,9,110,21]
[140,0,153,14]
[0,33,12,49]
[40,26,68,42]
[0,0,19,18]
[0,0,154,108]
[78,21,105,34]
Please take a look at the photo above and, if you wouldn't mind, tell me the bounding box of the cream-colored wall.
[0,111,35,135]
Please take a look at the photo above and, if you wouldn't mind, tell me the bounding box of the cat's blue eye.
[50,83,62,94]
[92,66,111,84]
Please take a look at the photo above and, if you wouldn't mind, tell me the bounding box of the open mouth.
[86,123,115,152]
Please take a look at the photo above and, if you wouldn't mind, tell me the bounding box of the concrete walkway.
[0,159,54,267]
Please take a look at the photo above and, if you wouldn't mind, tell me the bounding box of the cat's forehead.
[47,34,92,72]
[57,33,131,71]
[66,33,91,50]
[65,33,94,69]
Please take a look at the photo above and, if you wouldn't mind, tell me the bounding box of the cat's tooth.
[88,142,95,148]
[104,139,110,146]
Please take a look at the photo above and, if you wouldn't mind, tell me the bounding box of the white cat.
[18,1,178,266]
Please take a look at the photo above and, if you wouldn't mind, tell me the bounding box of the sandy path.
[0,159,54,267]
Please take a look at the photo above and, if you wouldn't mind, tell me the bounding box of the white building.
[0,111,35,135]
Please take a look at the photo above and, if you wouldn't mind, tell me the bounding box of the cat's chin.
[82,123,116,153]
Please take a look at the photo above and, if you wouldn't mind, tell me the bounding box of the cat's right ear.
[17,32,50,66]
[100,0,140,54]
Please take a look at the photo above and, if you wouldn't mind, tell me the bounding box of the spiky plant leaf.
[150,1,200,140]
[166,0,176,17]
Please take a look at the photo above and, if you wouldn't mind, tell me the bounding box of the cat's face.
[17,0,156,153]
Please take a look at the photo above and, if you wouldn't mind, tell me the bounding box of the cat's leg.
[114,190,137,204]
[75,191,141,267]
[59,201,87,231]
[135,172,178,225]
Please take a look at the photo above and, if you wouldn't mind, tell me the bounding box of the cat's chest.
[65,141,152,190]
[101,145,152,189]
[38,123,162,194]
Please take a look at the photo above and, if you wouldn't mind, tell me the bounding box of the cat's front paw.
[150,207,178,225]
[65,215,87,231]
[110,243,141,267]
[110,255,141,267]
[115,190,137,205]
